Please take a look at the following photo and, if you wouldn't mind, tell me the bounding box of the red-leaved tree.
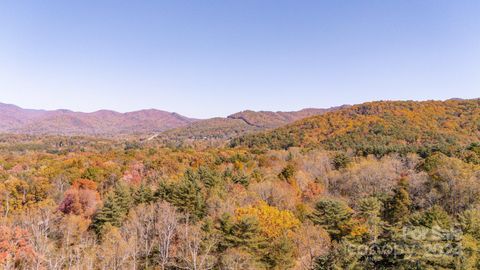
[58,179,101,218]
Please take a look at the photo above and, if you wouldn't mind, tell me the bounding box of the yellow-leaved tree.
[235,201,300,239]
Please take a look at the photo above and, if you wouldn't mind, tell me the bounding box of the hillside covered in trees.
[232,99,480,157]
[0,99,480,269]
[154,107,347,144]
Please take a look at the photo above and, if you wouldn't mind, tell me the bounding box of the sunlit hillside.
[232,99,480,157]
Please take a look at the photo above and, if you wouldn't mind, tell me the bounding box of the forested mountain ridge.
[231,99,480,156]
[155,106,348,143]
[227,106,349,128]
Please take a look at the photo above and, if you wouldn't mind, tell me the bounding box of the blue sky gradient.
[0,1,479,118]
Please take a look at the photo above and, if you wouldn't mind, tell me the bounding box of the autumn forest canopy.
[1,99,480,269]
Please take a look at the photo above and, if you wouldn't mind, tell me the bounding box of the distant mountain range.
[0,103,195,135]
[0,103,345,137]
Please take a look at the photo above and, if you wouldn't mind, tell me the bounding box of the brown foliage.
[0,225,36,269]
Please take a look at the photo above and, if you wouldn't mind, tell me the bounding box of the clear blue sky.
[0,1,479,118]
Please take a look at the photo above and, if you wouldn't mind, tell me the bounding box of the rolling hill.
[155,106,348,141]
[231,99,480,156]
[227,106,349,128]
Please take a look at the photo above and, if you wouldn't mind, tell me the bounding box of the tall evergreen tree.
[219,214,266,252]
[261,236,296,270]
[197,166,221,189]
[310,199,354,241]
[384,178,411,225]
[133,183,153,205]
[156,170,207,221]
[358,197,384,242]
[92,184,132,235]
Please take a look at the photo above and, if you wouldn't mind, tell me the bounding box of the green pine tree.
[310,199,354,241]
[197,166,221,189]
[219,214,267,252]
[133,183,153,205]
[260,236,296,270]
[358,197,384,242]
[384,178,411,225]
[156,170,207,221]
[92,184,132,235]
[409,205,452,229]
